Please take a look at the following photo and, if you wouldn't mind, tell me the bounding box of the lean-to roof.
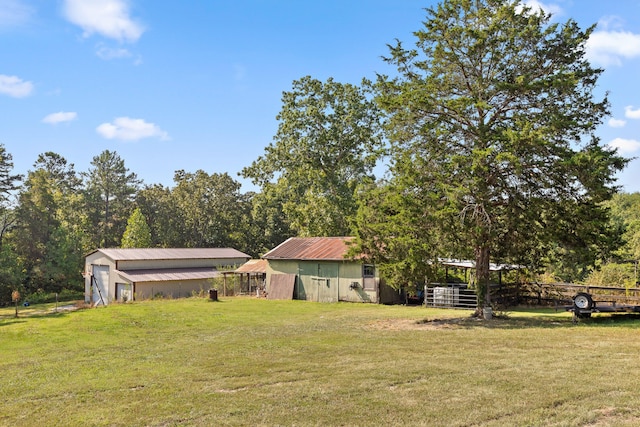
[116,267,220,283]
[235,259,267,274]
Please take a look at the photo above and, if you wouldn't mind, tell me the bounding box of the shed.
[262,237,402,304]
[234,259,267,295]
[84,248,250,305]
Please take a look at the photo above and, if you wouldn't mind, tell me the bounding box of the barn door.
[317,263,338,303]
[92,265,109,306]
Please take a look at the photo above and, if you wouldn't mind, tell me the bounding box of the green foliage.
[605,192,640,261]
[24,288,84,304]
[353,178,443,289]
[242,188,293,256]
[242,76,384,237]
[356,0,627,303]
[583,262,638,288]
[0,245,24,304]
[121,207,152,248]
[12,152,85,294]
[170,170,251,250]
[135,184,181,247]
[83,150,140,248]
[0,144,22,203]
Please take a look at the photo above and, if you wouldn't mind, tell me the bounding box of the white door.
[92,265,110,306]
[116,283,132,302]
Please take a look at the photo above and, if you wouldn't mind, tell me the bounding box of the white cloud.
[42,111,78,125]
[608,118,627,128]
[63,0,144,43]
[607,138,640,154]
[597,15,625,32]
[96,117,169,141]
[586,30,640,67]
[518,1,563,17]
[608,118,626,128]
[625,106,640,119]
[0,0,34,28]
[96,45,132,60]
[0,74,33,97]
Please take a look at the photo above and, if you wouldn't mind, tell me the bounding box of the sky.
[1,0,640,193]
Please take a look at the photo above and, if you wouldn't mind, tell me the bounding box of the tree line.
[0,148,287,302]
[2,0,639,306]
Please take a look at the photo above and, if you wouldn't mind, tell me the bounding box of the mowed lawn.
[2,298,640,426]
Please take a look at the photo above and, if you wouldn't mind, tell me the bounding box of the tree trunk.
[475,245,491,314]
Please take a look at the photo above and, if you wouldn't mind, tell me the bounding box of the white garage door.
[92,265,110,306]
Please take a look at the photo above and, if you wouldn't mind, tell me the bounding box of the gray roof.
[117,267,221,283]
[90,248,250,261]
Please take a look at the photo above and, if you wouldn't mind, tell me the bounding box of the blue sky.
[1,0,640,193]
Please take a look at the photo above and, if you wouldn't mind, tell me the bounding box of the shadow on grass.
[0,318,27,326]
[0,303,83,322]
[415,312,640,330]
[0,310,77,322]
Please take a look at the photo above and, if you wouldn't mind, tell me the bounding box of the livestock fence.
[424,282,640,310]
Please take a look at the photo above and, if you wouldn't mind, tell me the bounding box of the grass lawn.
[2,297,640,426]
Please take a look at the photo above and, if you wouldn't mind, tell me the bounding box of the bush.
[25,288,84,304]
[583,262,637,289]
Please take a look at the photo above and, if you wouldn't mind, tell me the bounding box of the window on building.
[363,264,375,278]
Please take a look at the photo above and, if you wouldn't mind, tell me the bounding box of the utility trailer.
[568,292,640,320]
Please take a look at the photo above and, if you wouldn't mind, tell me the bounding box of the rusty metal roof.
[92,248,250,261]
[262,237,356,261]
[235,259,267,274]
[117,267,221,283]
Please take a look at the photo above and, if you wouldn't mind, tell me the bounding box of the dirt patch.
[588,407,640,427]
[368,316,481,330]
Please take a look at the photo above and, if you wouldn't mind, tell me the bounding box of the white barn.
[84,248,250,306]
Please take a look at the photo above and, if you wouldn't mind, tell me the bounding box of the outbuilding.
[262,237,402,304]
[84,248,250,306]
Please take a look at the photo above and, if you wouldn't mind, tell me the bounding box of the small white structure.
[84,248,250,306]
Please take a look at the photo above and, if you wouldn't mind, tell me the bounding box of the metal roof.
[262,237,356,261]
[439,259,522,271]
[235,259,267,274]
[91,247,250,261]
[117,267,221,283]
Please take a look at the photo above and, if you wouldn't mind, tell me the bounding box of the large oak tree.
[242,76,384,237]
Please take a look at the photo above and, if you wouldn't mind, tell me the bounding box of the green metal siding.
[266,259,402,304]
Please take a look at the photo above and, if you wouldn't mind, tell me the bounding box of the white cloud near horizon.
[42,111,78,125]
[607,138,640,154]
[0,74,33,97]
[97,117,169,141]
[0,0,34,28]
[586,29,640,67]
[608,118,626,128]
[624,106,640,119]
[63,0,144,43]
